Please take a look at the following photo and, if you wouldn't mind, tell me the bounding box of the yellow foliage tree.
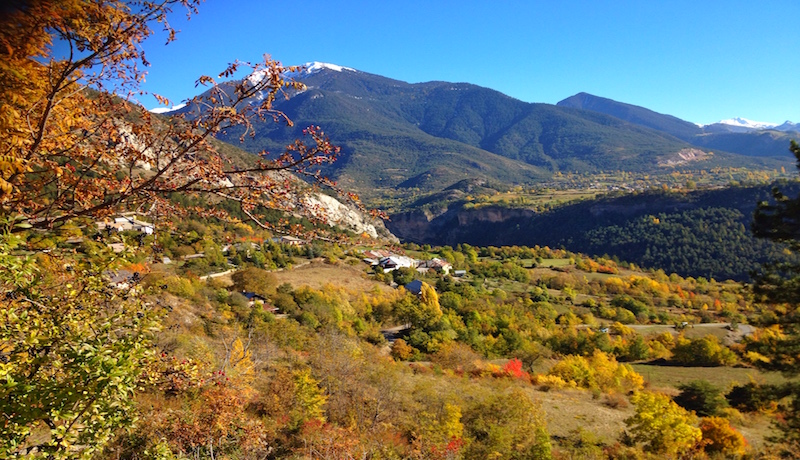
[625,391,702,456]
[547,350,644,393]
[226,337,255,386]
[415,402,464,457]
[292,368,328,427]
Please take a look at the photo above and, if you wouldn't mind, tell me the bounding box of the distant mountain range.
[557,92,798,159]
[173,62,796,195]
[706,118,798,132]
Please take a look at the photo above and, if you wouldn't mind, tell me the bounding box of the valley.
[3,4,800,458]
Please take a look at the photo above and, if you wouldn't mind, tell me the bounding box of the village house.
[362,249,393,266]
[241,291,280,313]
[403,279,424,296]
[97,214,154,234]
[418,258,453,275]
[377,255,417,273]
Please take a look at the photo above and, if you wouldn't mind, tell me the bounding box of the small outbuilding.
[403,279,424,296]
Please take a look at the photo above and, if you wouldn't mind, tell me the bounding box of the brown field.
[530,388,632,443]
[272,259,393,294]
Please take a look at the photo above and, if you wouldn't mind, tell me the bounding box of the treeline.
[576,207,791,281]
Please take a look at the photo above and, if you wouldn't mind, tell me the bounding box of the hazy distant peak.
[715,117,777,129]
[774,120,800,131]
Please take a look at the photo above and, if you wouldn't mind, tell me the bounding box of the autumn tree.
[671,335,738,367]
[699,416,746,457]
[673,380,729,417]
[0,1,357,457]
[748,140,800,449]
[0,0,358,233]
[231,266,277,295]
[625,391,702,457]
[461,387,552,459]
[395,282,443,330]
[0,230,163,458]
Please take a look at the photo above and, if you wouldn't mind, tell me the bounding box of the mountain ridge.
[557,92,798,159]
[172,64,794,197]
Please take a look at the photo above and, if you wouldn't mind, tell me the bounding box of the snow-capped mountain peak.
[303,62,356,74]
[248,62,356,85]
[716,117,777,129]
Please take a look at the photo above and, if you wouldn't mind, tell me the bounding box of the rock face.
[305,193,397,241]
[387,205,536,245]
[658,148,711,166]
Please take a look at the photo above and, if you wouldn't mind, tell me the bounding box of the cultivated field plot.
[272,259,393,293]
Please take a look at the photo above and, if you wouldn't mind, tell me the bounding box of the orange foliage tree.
[0,0,360,234]
[699,416,746,456]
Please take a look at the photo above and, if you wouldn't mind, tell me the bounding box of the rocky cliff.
[387,205,536,245]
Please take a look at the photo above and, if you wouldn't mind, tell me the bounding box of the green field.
[631,364,792,392]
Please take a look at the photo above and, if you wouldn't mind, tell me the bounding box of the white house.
[378,255,417,272]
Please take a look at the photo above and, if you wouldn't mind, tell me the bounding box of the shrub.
[603,393,630,410]
[548,350,644,393]
[726,382,788,413]
[625,392,701,456]
[430,342,482,374]
[163,275,197,298]
[390,338,414,361]
[672,335,738,366]
[699,416,746,456]
[674,380,729,417]
[531,374,573,391]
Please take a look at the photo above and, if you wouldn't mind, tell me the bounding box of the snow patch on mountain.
[699,117,798,132]
[149,103,186,114]
[716,117,777,129]
[303,62,356,74]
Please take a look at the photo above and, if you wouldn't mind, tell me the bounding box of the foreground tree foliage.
[0,0,357,457]
[0,0,356,233]
[748,140,800,450]
[0,226,161,458]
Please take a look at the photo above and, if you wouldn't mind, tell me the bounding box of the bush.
[673,380,729,417]
[626,392,701,456]
[603,393,629,410]
[672,335,738,366]
[547,350,644,393]
[430,342,482,374]
[390,267,416,286]
[726,382,788,413]
[163,275,197,298]
[298,312,320,329]
[390,338,414,361]
[699,416,746,456]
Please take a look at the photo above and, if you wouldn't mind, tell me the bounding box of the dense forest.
[389,183,800,281]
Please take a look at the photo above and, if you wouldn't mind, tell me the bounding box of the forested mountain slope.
[175,65,787,195]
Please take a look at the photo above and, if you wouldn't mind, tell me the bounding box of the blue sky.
[139,0,800,125]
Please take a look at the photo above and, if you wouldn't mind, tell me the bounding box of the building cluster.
[362,249,454,275]
[97,215,155,234]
